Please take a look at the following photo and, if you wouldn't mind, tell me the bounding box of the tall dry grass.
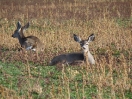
[0,0,131,99]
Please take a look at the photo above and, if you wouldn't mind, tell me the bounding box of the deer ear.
[87,34,95,42]
[17,21,21,29]
[73,34,81,43]
[23,22,29,29]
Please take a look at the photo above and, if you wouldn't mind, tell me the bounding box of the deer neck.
[17,33,24,46]
[83,50,95,65]
[84,51,89,65]
[19,30,25,38]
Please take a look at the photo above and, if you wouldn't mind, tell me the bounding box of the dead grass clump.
[0,0,131,98]
[0,85,20,99]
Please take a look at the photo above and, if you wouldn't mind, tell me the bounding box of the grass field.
[0,0,132,99]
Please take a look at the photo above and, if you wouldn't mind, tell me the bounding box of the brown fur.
[12,21,44,52]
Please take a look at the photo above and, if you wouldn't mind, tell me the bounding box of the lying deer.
[49,34,95,66]
[12,21,44,52]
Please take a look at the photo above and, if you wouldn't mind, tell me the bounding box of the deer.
[49,34,95,66]
[12,21,44,52]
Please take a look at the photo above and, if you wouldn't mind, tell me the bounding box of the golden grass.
[0,0,131,98]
